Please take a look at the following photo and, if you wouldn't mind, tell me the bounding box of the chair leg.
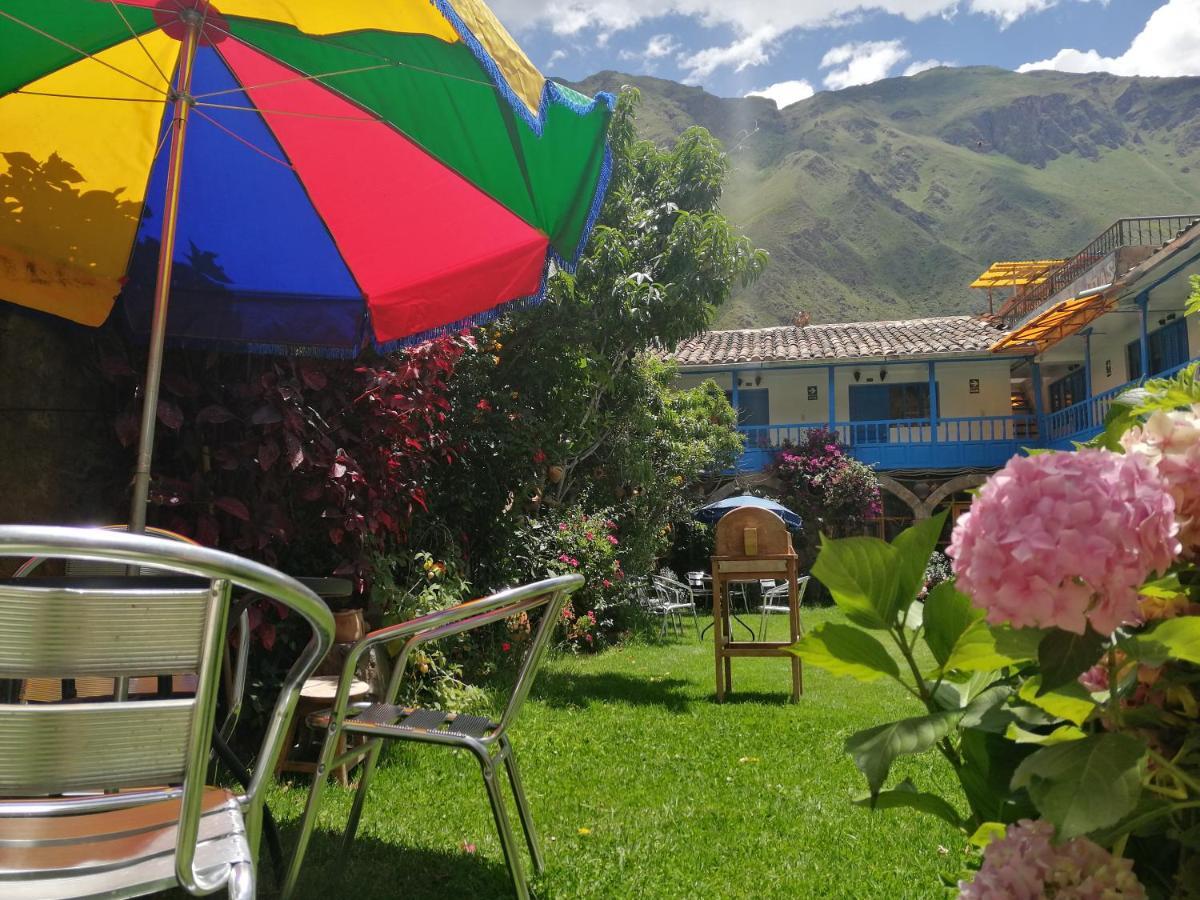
[758,609,766,642]
[474,747,530,900]
[342,737,385,854]
[227,860,254,900]
[690,606,700,640]
[500,737,544,874]
[279,724,342,900]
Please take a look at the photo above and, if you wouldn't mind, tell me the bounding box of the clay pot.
[547,465,564,484]
[333,608,366,644]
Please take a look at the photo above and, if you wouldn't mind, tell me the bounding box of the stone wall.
[0,306,124,571]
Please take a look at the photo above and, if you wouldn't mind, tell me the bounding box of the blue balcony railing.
[736,414,1037,472]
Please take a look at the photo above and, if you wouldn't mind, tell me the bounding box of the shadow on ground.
[264,830,515,900]
[532,670,692,712]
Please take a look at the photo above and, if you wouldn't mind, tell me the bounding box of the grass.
[266,609,969,899]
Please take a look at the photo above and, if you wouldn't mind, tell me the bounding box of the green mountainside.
[566,67,1200,328]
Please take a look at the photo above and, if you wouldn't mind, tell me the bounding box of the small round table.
[276,675,371,786]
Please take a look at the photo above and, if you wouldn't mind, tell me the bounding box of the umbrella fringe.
[562,140,613,270]
[430,0,616,137]
[371,254,554,354]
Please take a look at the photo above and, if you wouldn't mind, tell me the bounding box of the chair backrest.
[651,574,688,602]
[338,575,583,743]
[0,525,334,895]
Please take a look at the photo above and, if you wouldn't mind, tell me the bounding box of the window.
[1126,318,1189,381]
[1048,369,1086,413]
[849,383,932,421]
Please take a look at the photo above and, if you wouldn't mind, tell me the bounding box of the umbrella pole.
[128,12,203,533]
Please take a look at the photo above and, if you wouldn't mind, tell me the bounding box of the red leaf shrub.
[105,339,465,623]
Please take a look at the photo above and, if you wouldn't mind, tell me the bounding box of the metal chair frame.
[650,575,700,639]
[281,574,583,900]
[757,575,810,641]
[0,525,334,899]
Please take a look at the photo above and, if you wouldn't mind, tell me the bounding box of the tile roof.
[671,315,1010,367]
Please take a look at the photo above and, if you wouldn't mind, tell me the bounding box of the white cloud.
[1018,0,1200,76]
[820,39,910,88]
[619,33,680,61]
[903,57,952,75]
[546,48,568,68]
[968,0,1056,26]
[679,27,780,80]
[490,0,1082,78]
[746,79,816,107]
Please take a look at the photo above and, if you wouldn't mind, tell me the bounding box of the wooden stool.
[277,675,371,786]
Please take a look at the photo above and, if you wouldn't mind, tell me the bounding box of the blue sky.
[490,0,1200,106]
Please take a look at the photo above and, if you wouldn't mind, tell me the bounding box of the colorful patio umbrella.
[694,495,803,529]
[0,0,613,527]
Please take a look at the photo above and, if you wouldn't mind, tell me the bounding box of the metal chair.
[651,575,700,639]
[757,575,811,640]
[685,571,712,609]
[0,525,334,899]
[281,574,583,900]
[11,524,251,739]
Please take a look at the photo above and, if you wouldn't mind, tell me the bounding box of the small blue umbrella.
[694,495,802,529]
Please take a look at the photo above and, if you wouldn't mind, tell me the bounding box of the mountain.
[565,68,1200,328]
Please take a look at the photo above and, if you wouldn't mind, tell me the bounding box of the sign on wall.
[807,385,818,401]
[968,378,980,394]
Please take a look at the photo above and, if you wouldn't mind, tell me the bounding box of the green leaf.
[1036,626,1106,695]
[892,511,948,615]
[853,779,963,830]
[787,624,900,683]
[1122,617,1200,666]
[1011,733,1145,838]
[969,821,1008,849]
[1138,573,1184,600]
[1018,677,1098,726]
[902,600,924,632]
[845,711,962,798]
[942,623,1024,675]
[812,534,901,630]
[1005,723,1086,745]
[923,581,984,667]
[991,626,1045,663]
[959,728,1038,825]
[960,684,1013,729]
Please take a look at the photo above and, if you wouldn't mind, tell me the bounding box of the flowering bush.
[770,429,881,563]
[504,509,628,650]
[960,820,1145,899]
[948,449,1179,634]
[788,362,1200,899]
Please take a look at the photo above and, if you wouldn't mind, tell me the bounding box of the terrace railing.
[1042,357,1198,446]
[999,216,1200,329]
[737,414,1036,471]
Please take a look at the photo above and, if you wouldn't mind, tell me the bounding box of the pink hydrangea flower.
[1121,404,1200,558]
[959,819,1145,899]
[948,449,1179,635]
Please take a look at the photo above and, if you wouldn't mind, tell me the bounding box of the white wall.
[675,358,1014,426]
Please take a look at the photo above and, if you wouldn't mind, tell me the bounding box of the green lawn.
[267,609,968,898]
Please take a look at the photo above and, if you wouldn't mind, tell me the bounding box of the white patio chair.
[757,575,810,640]
[0,525,334,899]
[280,574,583,900]
[651,575,701,639]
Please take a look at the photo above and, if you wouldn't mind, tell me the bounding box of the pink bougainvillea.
[947,449,1179,635]
[959,819,1146,899]
[1121,404,1200,558]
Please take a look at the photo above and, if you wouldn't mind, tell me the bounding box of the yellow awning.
[970,259,1066,289]
[991,291,1113,353]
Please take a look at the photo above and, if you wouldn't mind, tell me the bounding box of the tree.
[424,87,764,596]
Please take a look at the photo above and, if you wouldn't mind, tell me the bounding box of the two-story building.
[673,214,1200,535]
